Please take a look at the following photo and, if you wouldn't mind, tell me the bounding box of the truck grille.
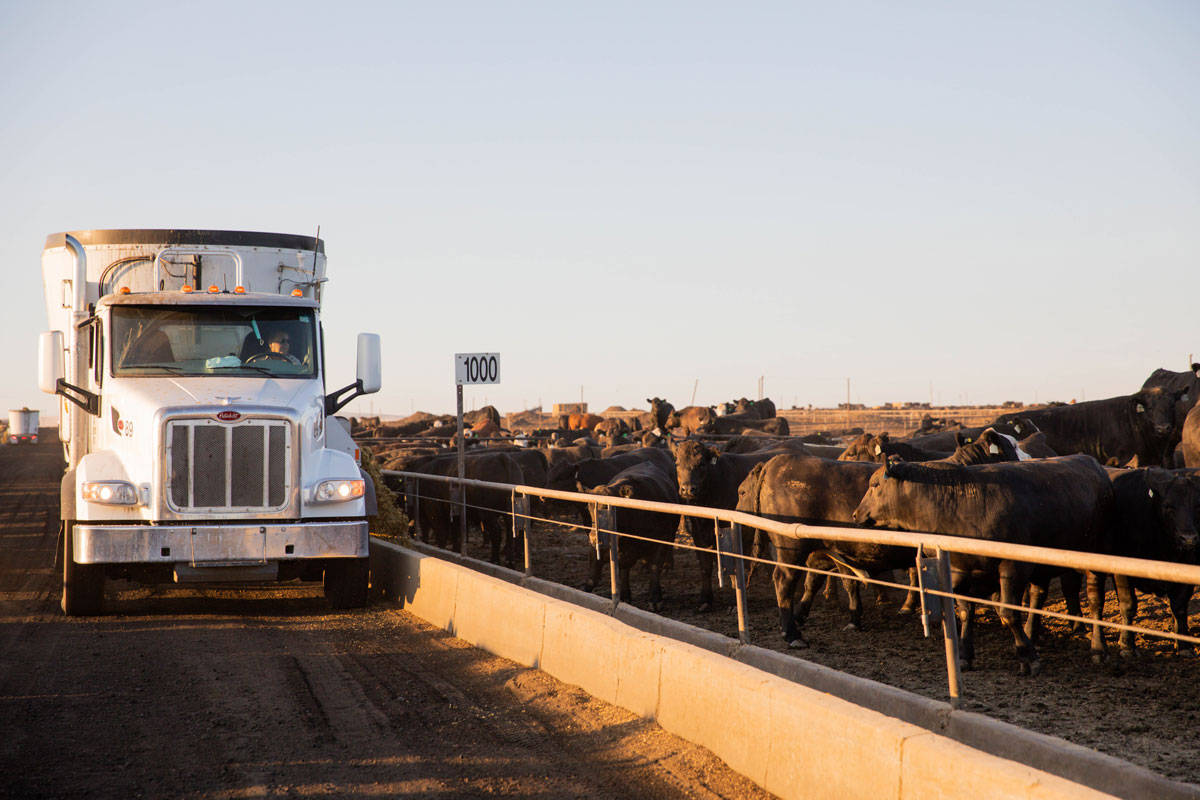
[166,419,291,511]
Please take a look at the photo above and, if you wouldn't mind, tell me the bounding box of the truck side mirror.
[38,331,64,394]
[325,333,382,416]
[357,333,381,395]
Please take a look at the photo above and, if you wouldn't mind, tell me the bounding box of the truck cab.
[38,229,380,615]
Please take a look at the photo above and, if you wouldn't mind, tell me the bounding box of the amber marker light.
[291,288,303,297]
[234,286,246,294]
[119,287,131,294]
[208,284,220,293]
[181,285,194,293]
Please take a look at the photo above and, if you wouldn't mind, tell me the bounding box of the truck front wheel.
[61,521,105,616]
[324,557,369,609]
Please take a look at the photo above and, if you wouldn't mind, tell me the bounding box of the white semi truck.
[7,408,40,445]
[38,229,381,615]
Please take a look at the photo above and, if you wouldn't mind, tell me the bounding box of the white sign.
[455,352,501,385]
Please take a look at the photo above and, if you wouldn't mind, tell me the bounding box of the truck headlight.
[314,479,365,503]
[81,481,139,505]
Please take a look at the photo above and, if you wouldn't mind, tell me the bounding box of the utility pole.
[691,378,699,406]
[846,378,851,429]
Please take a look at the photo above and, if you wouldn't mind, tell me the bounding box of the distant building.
[551,403,588,415]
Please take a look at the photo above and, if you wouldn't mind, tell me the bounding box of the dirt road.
[0,434,768,800]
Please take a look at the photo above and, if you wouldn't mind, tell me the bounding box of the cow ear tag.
[1137,404,1146,413]
[1149,489,1155,499]
[873,445,882,455]
[710,456,718,465]
[989,444,1000,454]
[1014,425,1022,434]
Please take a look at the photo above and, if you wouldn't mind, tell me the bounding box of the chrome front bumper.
[73,521,368,565]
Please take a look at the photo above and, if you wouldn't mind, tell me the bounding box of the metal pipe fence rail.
[383,468,1200,708]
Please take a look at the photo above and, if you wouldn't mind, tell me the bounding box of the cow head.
[952,428,1023,465]
[1131,387,1177,442]
[1145,469,1200,561]
[837,433,874,462]
[671,439,720,502]
[853,459,918,527]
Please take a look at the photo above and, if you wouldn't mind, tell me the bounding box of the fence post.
[512,491,531,576]
[936,547,963,708]
[713,519,725,590]
[728,522,750,644]
[410,477,422,540]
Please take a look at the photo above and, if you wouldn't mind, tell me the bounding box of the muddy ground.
[0,435,769,800]
[426,506,1200,786]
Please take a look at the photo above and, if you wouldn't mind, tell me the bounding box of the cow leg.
[822,574,839,607]
[773,564,807,648]
[1115,575,1138,656]
[796,569,821,624]
[870,570,890,606]
[997,563,1040,676]
[1086,571,1108,663]
[1169,584,1195,656]
[648,545,667,612]
[957,599,976,671]
[899,567,920,615]
[584,546,606,593]
[843,575,863,632]
[1059,571,1085,633]
[696,549,715,613]
[1024,579,1049,644]
[618,548,635,605]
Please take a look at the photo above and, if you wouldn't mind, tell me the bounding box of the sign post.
[454,353,501,554]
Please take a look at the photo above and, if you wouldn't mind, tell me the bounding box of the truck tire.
[324,557,369,609]
[61,521,104,616]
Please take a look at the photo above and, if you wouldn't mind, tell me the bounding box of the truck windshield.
[111,305,318,378]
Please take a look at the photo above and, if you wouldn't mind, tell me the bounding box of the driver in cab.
[265,329,301,365]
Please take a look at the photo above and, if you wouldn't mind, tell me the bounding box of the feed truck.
[8,408,40,444]
[37,229,380,615]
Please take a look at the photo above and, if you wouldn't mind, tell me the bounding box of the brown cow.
[567,412,605,431]
[666,406,717,435]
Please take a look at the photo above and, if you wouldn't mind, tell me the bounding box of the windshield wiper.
[130,364,185,374]
[209,364,275,375]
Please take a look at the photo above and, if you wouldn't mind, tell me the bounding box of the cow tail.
[740,462,767,515]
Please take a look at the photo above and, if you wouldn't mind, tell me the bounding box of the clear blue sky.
[2,1,1197,419]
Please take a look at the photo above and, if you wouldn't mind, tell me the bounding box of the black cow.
[1143,363,1200,458]
[584,461,681,610]
[721,435,812,455]
[736,455,889,645]
[733,397,777,419]
[904,418,1039,452]
[1100,468,1200,655]
[671,440,802,611]
[838,432,951,463]
[401,451,525,566]
[993,388,1184,468]
[706,414,790,436]
[647,397,675,430]
[852,455,1115,674]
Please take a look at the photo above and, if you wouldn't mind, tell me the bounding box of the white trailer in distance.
[38,229,381,615]
[7,408,40,445]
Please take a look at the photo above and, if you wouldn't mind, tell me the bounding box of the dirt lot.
[0,435,769,800]
[428,507,1200,786]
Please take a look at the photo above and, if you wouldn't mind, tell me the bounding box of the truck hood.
[108,377,324,422]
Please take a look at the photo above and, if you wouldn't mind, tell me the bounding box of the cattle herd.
[357,363,1200,678]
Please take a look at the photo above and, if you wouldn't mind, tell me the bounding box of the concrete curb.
[371,540,1196,800]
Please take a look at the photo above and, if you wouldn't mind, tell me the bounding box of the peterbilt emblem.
[216,411,242,422]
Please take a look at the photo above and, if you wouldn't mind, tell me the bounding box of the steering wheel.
[245,352,291,364]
